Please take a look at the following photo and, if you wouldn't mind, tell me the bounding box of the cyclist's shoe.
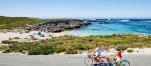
[97,62,103,64]
[97,62,104,66]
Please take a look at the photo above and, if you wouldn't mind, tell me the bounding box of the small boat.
[121,19,130,22]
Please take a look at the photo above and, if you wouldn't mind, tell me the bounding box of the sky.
[0,0,151,18]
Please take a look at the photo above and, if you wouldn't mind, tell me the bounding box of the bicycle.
[84,53,107,66]
[105,55,130,66]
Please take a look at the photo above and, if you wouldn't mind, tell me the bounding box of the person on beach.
[92,44,103,63]
[112,46,122,65]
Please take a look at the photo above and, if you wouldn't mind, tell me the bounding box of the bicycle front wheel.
[84,57,93,66]
[120,60,130,66]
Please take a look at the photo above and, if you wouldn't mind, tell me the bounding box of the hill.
[0,16,45,29]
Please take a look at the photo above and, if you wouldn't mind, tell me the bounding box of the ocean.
[64,19,151,36]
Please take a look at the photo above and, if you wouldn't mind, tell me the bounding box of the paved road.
[0,53,151,66]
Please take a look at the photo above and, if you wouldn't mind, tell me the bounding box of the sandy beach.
[0,31,66,44]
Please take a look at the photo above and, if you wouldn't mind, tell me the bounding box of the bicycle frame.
[106,55,130,66]
[106,55,116,66]
[87,54,95,62]
[88,54,101,63]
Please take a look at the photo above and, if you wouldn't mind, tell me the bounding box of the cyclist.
[112,46,122,65]
[92,44,102,63]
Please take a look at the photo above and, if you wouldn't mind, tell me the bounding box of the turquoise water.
[64,19,151,36]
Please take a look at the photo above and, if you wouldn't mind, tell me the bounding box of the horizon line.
[1,15,151,19]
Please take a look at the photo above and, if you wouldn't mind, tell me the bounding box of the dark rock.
[99,22,103,24]
[99,21,110,24]
[51,29,62,33]
[64,26,74,29]
[28,19,91,32]
[104,22,110,24]
[74,25,80,28]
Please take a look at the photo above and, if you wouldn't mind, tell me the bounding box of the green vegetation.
[120,46,128,51]
[0,45,7,51]
[0,16,47,29]
[31,38,38,40]
[18,49,23,52]
[127,50,133,53]
[28,49,54,55]
[13,37,20,39]
[2,49,11,53]
[65,49,78,54]
[2,40,11,44]
[1,34,151,55]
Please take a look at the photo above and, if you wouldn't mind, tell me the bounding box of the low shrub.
[13,37,20,39]
[2,40,11,44]
[12,41,18,43]
[65,49,78,54]
[3,49,11,53]
[0,45,7,50]
[41,50,53,55]
[28,49,40,55]
[31,38,38,40]
[55,47,65,53]
[18,49,22,52]
[75,45,85,50]
[120,46,128,51]
[28,49,54,55]
[24,37,28,39]
[127,50,133,53]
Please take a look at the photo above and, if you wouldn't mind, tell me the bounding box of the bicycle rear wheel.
[98,58,108,66]
[120,60,130,66]
[84,57,93,66]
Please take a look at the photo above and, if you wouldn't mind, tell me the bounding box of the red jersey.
[117,50,122,58]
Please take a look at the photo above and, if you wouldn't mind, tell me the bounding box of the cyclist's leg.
[98,56,104,62]
[113,57,117,62]
[115,57,122,66]
[94,55,100,63]
[100,56,105,58]
[99,56,105,62]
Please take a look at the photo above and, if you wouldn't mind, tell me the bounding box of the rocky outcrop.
[99,21,110,24]
[104,22,110,24]
[29,19,91,33]
[73,25,80,28]
[64,25,74,29]
[99,21,105,24]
